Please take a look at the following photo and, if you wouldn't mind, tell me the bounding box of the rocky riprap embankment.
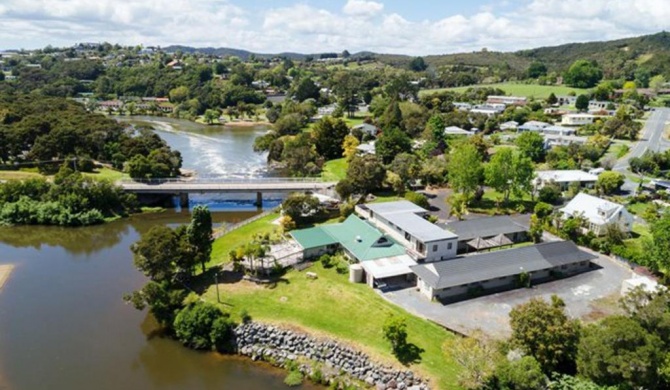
[233,322,429,390]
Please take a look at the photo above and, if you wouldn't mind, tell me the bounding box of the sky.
[0,0,669,55]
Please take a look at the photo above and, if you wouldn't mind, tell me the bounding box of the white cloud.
[0,0,667,55]
[342,0,384,17]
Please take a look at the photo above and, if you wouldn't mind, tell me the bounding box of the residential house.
[534,170,598,190]
[453,102,472,111]
[487,95,527,106]
[500,121,519,131]
[444,126,475,136]
[543,134,589,149]
[352,123,378,138]
[560,193,633,236]
[443,215,528,253]
[356,201,458,262]
[470,104,504,117]
[356,141,376,155]
[517,121,551,132]
[562,113,595,126]
[412,241,595,301]
[542,125,577,136]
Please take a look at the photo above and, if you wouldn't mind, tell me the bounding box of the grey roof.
[363,200,456,242]
[445,216,527,242]
[364,200,426,216]
[411,241,596,290]
[385,212,458,242]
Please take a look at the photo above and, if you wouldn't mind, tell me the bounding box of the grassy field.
[208,212,281,268]
[0,170,44,181]
[203,262,461,389]
[469,188,534,215]
[82,167,128,182]
[321,158,348,182]
[420,83,589,99]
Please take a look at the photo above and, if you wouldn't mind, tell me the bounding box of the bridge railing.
[118,177,329,185]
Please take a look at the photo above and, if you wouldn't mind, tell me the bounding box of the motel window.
[433,245,438,252]
[447,242,452,250]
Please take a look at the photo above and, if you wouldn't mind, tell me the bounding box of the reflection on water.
[0,210,318,390]
[0,113,322,390]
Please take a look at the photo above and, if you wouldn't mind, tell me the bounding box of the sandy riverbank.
[0,264,14,291]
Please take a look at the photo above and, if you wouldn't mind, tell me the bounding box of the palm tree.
[448,193,469,221]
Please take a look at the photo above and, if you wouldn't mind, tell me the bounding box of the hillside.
[164,31,670,77]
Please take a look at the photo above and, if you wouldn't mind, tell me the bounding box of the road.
[613,108,670,193]
[614,108,670,171]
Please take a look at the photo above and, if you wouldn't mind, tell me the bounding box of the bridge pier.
[254,191,263,208]
[179,193,189,208]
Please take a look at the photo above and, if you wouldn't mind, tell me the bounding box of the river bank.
[0,210,323,390]
[234,322,428,389]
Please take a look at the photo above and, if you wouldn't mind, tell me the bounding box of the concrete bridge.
[117,177,337,207]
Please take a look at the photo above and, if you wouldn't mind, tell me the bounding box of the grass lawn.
[202,262,461,389]
[208,212,281,268]
[0,170,44,181]
[470,188,534,215]
[344,115,367,127]
[321,158,348,182]
[419,83,589,99]
[82,167,128,182]
[627,202,649,216]
[370,191,404,203]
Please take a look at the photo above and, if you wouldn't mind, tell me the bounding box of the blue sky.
[0,0,668,54]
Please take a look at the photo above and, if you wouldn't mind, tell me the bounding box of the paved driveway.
[381,254,635,338]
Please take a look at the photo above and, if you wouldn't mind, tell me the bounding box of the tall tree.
[130,225,180,283]
[564,60,603,88]
[408,57,428,72]
[577,316,662,389]
[380,100,404,131]
[345,154,386,195]
[341,134,360,162]
[444,330,500,389]
[293,77,320,102]
[375,127,412,164]
[187,205,213,273]
[515,131,546,163]
[485,147,535,203]
[448,143,483,199]
[311,117,350,160]
[510,296,581,374]
[575,94,589,111]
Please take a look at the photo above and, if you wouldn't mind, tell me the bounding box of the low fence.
[212,206,281,239]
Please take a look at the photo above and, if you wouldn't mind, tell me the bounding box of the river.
[0,118,318,389]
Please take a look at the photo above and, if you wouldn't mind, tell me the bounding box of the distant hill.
[163,31,670,76]
[377,31,670,78]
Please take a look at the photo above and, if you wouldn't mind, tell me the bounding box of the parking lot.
[381,254,635,338]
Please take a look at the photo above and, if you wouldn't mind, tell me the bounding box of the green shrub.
[284,370,303,387]
[336,262,349,275]
[173,302,226,350]
[404,191,430,209]
[319,254,334,268]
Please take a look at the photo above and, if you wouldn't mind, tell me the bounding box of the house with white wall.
[534,170,599,191]
[356,201,458,262]
[562,114,595,126]
[560,193,633,236]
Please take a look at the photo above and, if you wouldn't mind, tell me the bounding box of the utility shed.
[411,241,596,301]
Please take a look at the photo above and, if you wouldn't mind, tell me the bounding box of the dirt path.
[0,264,14,291]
